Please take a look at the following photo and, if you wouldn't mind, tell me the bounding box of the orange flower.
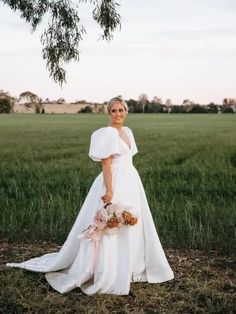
[82,204,138,240]
[122,211,138,225]
[107,217,120,228]
[129,217,138,225]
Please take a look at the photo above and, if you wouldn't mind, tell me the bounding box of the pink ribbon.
[92,238,100,273]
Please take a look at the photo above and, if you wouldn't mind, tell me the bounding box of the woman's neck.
[110,123,123,129]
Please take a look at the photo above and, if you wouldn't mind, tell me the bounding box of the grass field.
[0,113,235,253]
[1,113,236,313]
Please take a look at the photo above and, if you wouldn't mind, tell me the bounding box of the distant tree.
[79,106,92,113]
[207,102,218,113]
[144,102,164,113]
[139,93,149,102]
[152,96,163,104]
[144,102,152,113]
[126,99,137,113]
[74,99,88,104]
[57,98,66,104]
[35,106,41,114]
[222,107,234,113]
[126,99,143,113]
[171,105,186,113]
[19,91,43,113]
[183,99,195,112]
[154,101,165,113]
[19,91,40,104]
[156,103,165,113]
[223,98,228,105]
[2,0,121,85]
[41,108,45,114]
[139,93,149,113]
[165,98,172,106]
[189,104,208,113]
[0,90,15,113]
[0,89,14,100]
[165,98,172,113]
[134,102,144,113]
[98,105,106,113]
[223,98,236,106]
[0,98,13,113]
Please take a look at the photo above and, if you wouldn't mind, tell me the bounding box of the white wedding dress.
[6,126,174,295]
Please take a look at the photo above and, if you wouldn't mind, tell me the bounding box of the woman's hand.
[101,190,113,204]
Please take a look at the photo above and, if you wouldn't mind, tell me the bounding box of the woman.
[7,96,174,295]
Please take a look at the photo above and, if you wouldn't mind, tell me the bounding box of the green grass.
[0,113,235,253]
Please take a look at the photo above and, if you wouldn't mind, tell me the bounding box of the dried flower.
[82,203,138,241]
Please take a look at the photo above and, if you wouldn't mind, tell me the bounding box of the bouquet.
[83,203,138,241]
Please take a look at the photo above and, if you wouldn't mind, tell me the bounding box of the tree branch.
[2,0,121,85]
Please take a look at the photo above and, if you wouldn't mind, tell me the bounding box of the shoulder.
[123,126,134,136]
[89,127,121,161]
[123,126,133,131]
[91,126,118,138]
[90,127,119,144]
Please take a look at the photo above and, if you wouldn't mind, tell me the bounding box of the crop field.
[0,113,235,253]
[0,113,235,313]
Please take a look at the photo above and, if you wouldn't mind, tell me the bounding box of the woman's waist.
[111,159,134,168]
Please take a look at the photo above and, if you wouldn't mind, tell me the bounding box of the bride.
[7,96,174,295]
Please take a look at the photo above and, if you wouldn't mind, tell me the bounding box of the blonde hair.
[107,96,128,113]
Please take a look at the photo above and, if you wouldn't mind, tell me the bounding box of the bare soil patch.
[1,240,235,314]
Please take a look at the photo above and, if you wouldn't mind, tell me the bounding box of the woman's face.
[109,101,127,125]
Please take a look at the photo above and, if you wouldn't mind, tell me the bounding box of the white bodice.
[89,126,138,169]
[111,135,134,169]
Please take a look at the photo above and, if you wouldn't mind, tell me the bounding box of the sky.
[0,0,236,104]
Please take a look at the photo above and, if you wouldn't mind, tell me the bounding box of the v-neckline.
[108,126,131,150]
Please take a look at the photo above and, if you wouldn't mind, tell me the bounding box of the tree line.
[0,90,235,114]
[125,99,234,114]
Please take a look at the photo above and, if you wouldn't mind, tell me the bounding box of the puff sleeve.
[89,127,121,161]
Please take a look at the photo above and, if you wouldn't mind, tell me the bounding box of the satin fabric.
[6,126,174,295]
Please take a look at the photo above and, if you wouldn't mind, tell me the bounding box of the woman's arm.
[101,156,113,204]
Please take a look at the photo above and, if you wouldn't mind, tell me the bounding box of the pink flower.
[81,203,138,241]
[105,227,119,235]
[96,208,109,221]
[84,225,100,241]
